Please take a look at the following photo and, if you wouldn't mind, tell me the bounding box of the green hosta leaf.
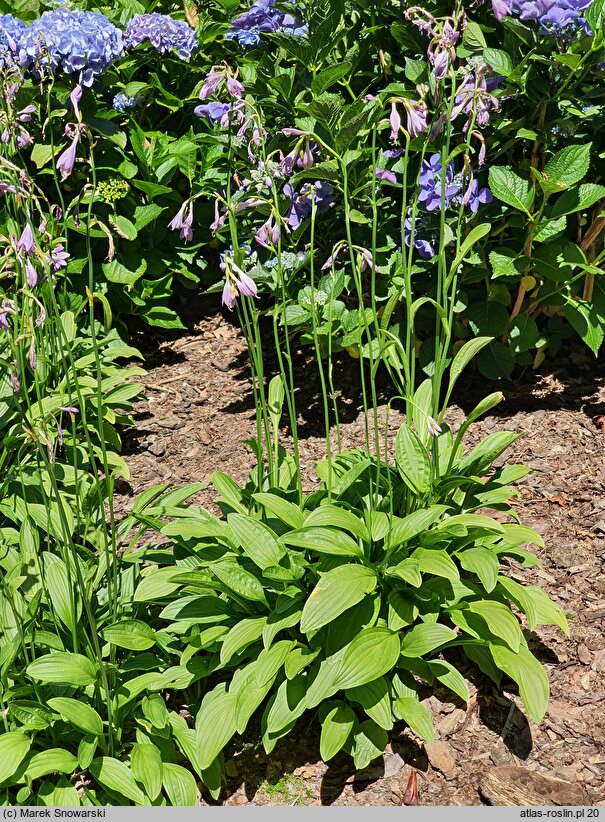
[388,592,419,630]
[450,223,491,274]
[162,763,198,806]
[281,526,363,558]
[346,676,393,730]
[103,620,155,651]
[47,698,103,737]
[304,505,369,541]
[393,698,434,742]
[320,702,356,760]
[446,337,494,403]
[228,513,285,570]
[78,737,97,770]
[284,646,320,679]
[211,559,267,604]
[489,643,549,723]
[387,506,448,549]
[386,558,422,587]
[131,743,163,801]
[24,749,78,781]
[488,167,534,214]
[263,674,308,736]
[497,576,569,635]
[336,627,401,689]
[350,720,388,770]
[459,547,500,592]
[9,702,53,731]
[27,652,98,686]
[300,564,376,633]
[459,431,520,475]
[542,143,591,190]
[195,686,237,770]
[427,660,470,703]
[395,423,430,495]
[411,548,460,580]
[0,732,31,783]
[133,567,182,601]
[89,757,146,805]
[220,617,266,665]
[400,623,457,657]
[252,493,306,529]
[255,640,295,687]
[46,559,80,633]
[468,600,522,652]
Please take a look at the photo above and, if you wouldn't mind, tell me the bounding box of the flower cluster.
[112,93,139,112]
[284,181,335,230]
[492,0,592,38]
[225,0,307,46]
[0,14,26,65]
[18,9,124,86]
[123,13,198,60]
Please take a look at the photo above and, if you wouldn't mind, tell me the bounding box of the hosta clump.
[134,396,568,783]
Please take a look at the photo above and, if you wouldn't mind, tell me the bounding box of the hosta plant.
[130,392,568,784]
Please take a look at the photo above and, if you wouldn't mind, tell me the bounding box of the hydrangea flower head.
[113,92,139,111]
[493,0,592,38]
[226,0,307,46]
[0,14,26,64]
[19,9,123,86]
[418,155,461,211]
[124,13,198,59]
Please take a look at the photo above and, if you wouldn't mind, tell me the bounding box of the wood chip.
[479,766,588,806]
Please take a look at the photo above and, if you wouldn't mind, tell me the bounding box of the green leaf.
[459,547,499,592]
[336,628,401,689]
[400,623,457,657]
[465,301,509,337]
[162,763,198,806]
[543,143,591,189]
[300,564,376,633]
[103,258,146,285]
[585,0,605,33]
[111,216,138,241]
[195,686,237,770]
[312,62,352,94]
[281,526,363,558]
[131,743,163,801]
[533,241,584,283]
[497,577,569,635]
[46,559,80,633]
[350,720,388,770]
[483,47,513,76]
[103,619,155,651]
[228,513,285,570]
[47,698,104,737]
[386,558,422,587]
[393,698,434,742]
[489,248,528,280]
[488,167,534,214]
[346,677,393,730]
[411,548,460,581]
[427,660,470,703]
[450,223,491,274]
[446,337,494,401]
[220,617,266,665]
[387,506,448,548]
[395,423,430,495]
[320,702,356,760]
[24,749,78,781]
[27,652,98,686]
[252,493,306,529]
[133,567,182,602]
[89,757,146,805]
[489,643,549,723]
[564,288,605,356]
[304,505,369,541]
[463,20,486,48]
[551,183,605,217]
[468,600,522,651]
[0,732,31,783]
[476,341,515,380]
[509,313,539,354]
[211,559,267,604]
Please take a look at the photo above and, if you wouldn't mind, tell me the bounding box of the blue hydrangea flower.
[19,9,123,86]
[418,155,461,212]
[113,93,138,111]
[124,14,198,60]
[494,0,592,38]
[226,0,307,46]
[0,14,26,64]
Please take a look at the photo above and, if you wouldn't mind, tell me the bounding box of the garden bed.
[115,304,605,806]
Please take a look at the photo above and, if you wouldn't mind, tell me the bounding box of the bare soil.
[115,298,605,807]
